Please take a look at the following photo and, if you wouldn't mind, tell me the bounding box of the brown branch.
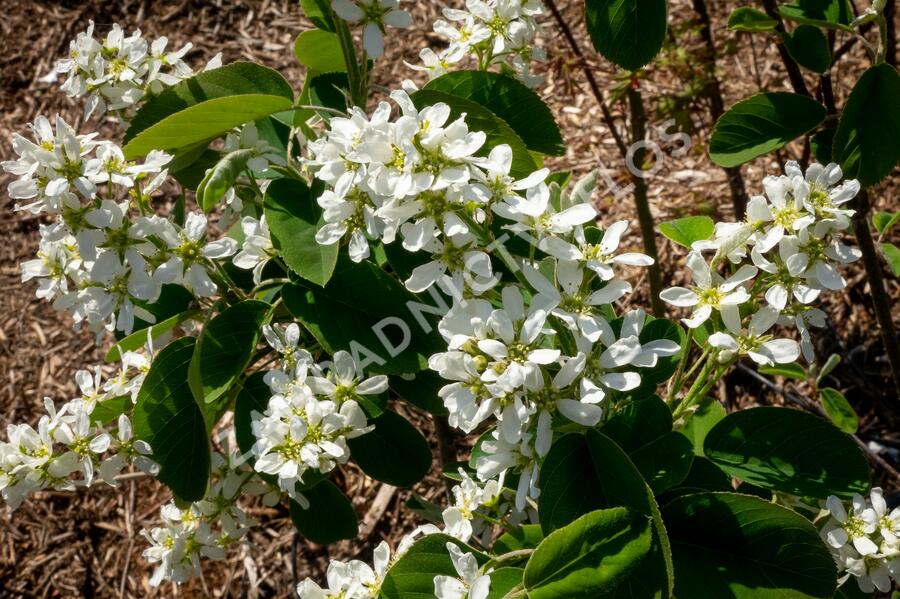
[851,190,900,395]
[691,0,750,218]
[543,0,628,158]
[761,0,812,97]
[544,0,665,315]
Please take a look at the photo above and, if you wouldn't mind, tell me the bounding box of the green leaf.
[282,257,445,375]
[778,0,854,31]
[704,406,870,498]
[487,568,524,599]
[810,127,836,164]
[381,534,487,598]
[882,243,900,276]
[657,456,733,504]
[603,394,672,454]
[524,508,652,598]
[300,0,336,31]
[629,432,694,494]
[196,148,258,212]
[346,410,432,487]
[290,479,358,544]
[234,371,270,457]
[783,25,831,74]
[872,212,900,235]
[493,524,544,554]
[124,94,293,159]
[663,492,837,598]
[727,7,778,31]
[539,432,673,597]
[710,93,827,167]
[388,371,448,415]
[125,62,293,144]
[423,71,564,155]
[833,64,900,187]
[133,337,210,501]
[106,309,199,362]
[584,0,668,72]
[411,89,537,178]
[307,71,350,115]
[680,397,726,456]
[874,212,900,235]
[191,300,271,405]
[820,388,859,434]
[816,353,842,384]
[758,362,807,380]
[264,178,338,286]
[294,29,345,73]
[658,216,715,248]
[90,395,132,426]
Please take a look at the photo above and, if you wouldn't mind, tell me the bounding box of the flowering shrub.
[3,0,900,597]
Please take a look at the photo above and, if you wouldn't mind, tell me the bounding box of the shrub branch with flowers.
[2,0,900,597]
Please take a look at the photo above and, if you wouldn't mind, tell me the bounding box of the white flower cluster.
[3,115,241,335]
[0,364,156,510]
[142,447,272,586]
[52,21,221,118]
[661,161,861,363]
[331,0,413,58]
[250,327,385,504]
[297,470,503,598]
[823,488,900,594]
[410,0,546,87]
[308,90,677,512]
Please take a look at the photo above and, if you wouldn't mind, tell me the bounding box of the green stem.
[673,356,719,419]
[666,327,695,405]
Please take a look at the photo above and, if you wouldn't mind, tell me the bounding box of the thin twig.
[691,0,750,218]
[761,0,812,97]
[543,0,628,157]
[851,190,900,395]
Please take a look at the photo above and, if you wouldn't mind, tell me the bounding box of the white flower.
[660,251,757,328]
[824,494,879,555]
[433,542,491,599]
[308,350,389,404]
[331,0,413,57]
[154,212,237,297]
[540,221,653,280]
[493,183,597,240]
[233,216,274,283]
[708,306,800,366]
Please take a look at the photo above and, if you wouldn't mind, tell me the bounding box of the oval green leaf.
[380,534,487,598]
[783,26,831,74]
[290,479,359,544]
[125,62,294,144]
[727,7,778,31]
[191,300,271,405]
[709,92,826,167]
[704,406,869,498]
[264,178,338,287]
[819,387,858,434]
[524,507,652,598]
[346,410,432,487]
[124,94,293,158]
[294,29,346,73]
[584,0,668,72]
[833,63,900,187]
[658,215,715,248]
[133,337,210,501]
[663,492,837,598]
